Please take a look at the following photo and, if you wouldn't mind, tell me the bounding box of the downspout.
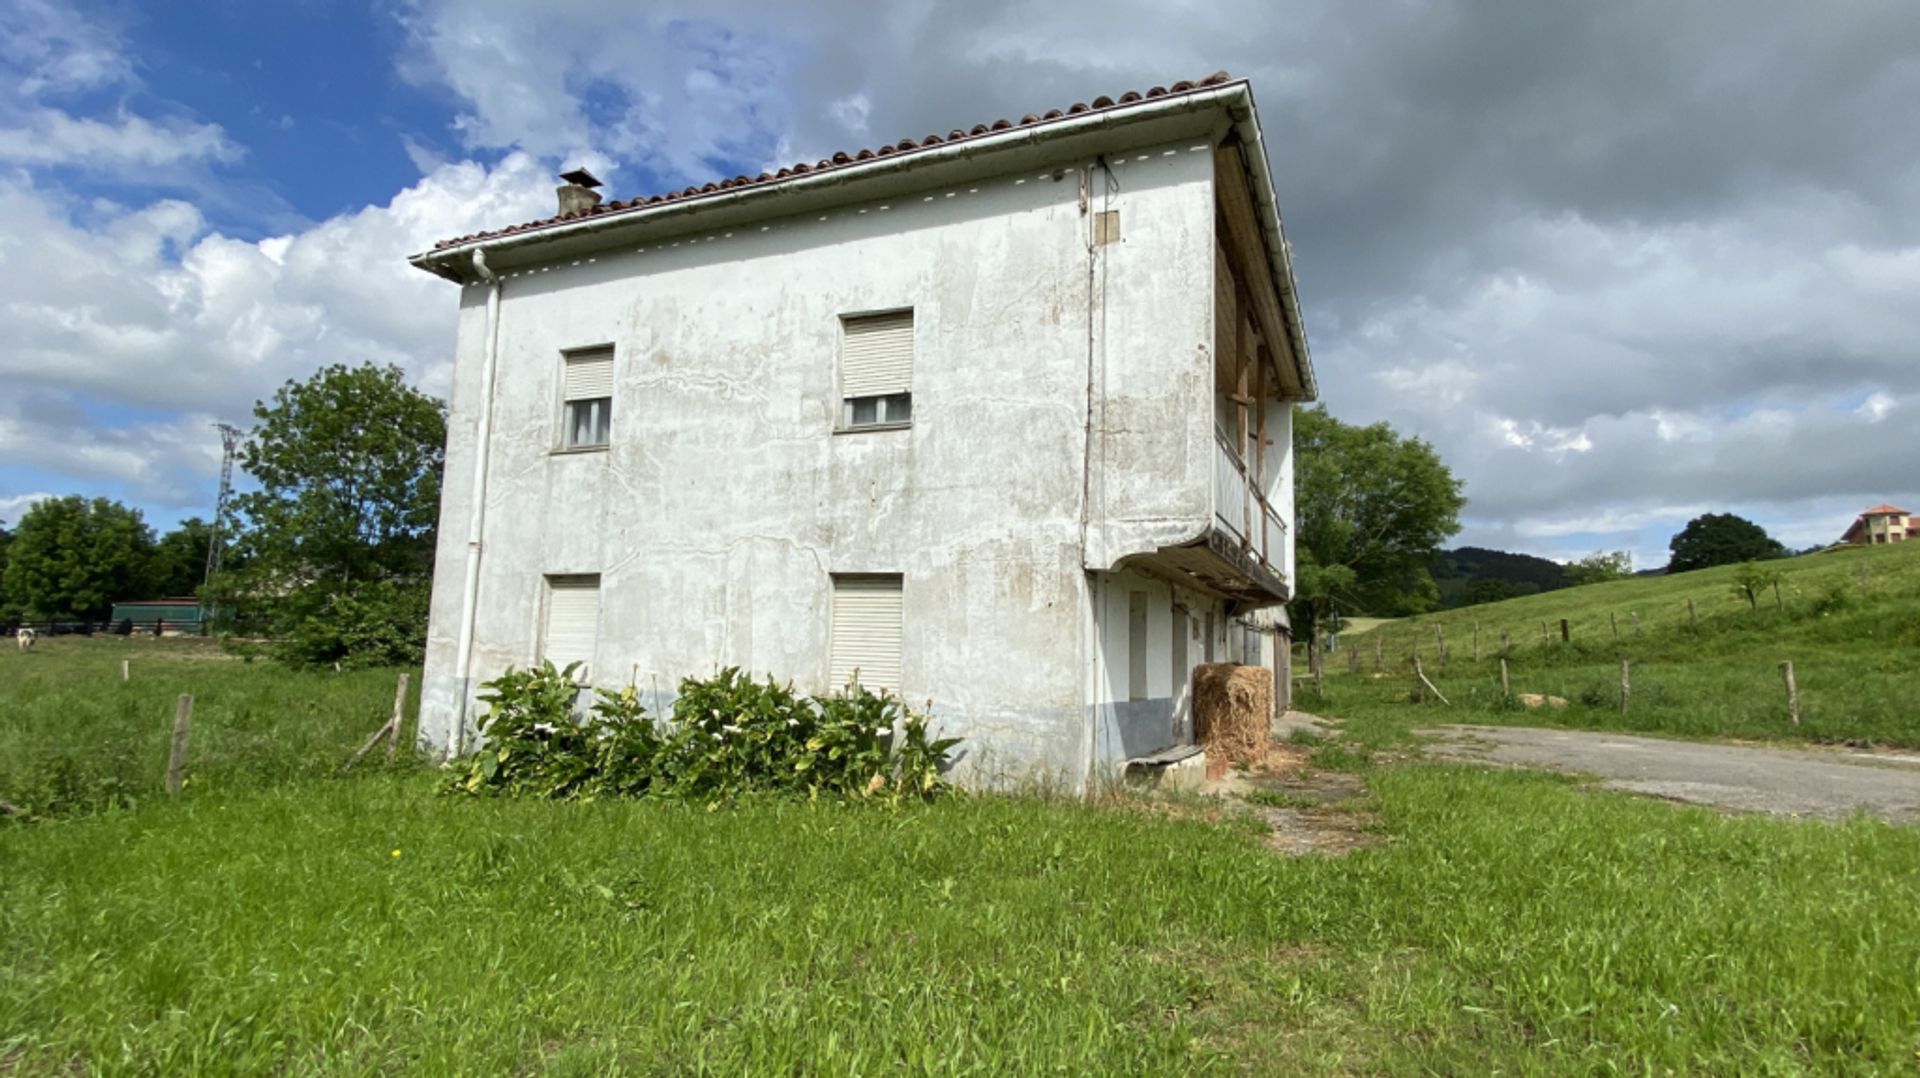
[449,248,503,758]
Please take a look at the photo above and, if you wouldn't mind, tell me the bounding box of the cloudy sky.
[3,0,1917,568]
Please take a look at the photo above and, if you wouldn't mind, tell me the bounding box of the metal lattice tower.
[204,423,243,585]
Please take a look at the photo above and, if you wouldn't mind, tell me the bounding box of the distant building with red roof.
[1840,505,1911,545]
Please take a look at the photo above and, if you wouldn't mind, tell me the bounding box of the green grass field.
[5,640,1920,1072]
[0,636,417,818]
[1308,540,1920,747]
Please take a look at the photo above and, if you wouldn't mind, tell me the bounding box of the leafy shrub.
[271,578,431,669]
[1810,580,1855,617]
[450,664,960,804]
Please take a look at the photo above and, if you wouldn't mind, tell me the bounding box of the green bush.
[450,664,960,804]
[272,578,430,669]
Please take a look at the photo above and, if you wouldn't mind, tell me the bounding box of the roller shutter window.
[562,347,614,449]
[829,574,903,692]
[840,311,913,428]
[542,575,600,682]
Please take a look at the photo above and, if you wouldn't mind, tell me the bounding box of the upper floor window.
[839,310,913,430]
[561,347,613,450]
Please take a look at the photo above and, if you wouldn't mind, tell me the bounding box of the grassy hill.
[1312,540,1920,747]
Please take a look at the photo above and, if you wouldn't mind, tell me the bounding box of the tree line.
[3,363,445,669]
[0,506,211,621]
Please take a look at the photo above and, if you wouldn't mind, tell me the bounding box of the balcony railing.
[1213,428,1288,571]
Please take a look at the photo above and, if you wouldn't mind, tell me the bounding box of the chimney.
[556,167,603,216]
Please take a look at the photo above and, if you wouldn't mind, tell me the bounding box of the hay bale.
[1193,662,1272,768]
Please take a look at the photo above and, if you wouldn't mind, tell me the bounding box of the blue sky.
[3,0,1917,569]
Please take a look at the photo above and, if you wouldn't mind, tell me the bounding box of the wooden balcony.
[1124,430,1289,610]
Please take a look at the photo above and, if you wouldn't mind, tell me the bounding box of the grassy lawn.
[1311,540,1920,748]
[0,636,416,817]
[5,641,1920,1073]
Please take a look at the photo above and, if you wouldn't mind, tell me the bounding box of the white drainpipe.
[449,248,503,757]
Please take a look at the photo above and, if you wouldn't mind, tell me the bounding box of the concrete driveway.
[1421,725,1920,823]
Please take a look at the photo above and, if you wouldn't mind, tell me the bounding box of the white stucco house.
[408,72,1316,789]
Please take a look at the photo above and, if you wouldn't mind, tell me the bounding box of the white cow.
[15,627,37,651]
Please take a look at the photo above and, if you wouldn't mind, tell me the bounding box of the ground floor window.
[829,574,902,692]
[542,575,601,681]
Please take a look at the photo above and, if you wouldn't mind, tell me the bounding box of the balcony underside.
[1127,527,1289,613]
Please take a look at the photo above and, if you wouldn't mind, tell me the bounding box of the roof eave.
[1221,95,1317,401]
[411,80,1251,274]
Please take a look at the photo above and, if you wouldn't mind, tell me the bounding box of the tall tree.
[2,496,155,620]
[148,518,215,598]
[1667,513,1785,573]
[225,363,447,666]
[1289,405,1466,643]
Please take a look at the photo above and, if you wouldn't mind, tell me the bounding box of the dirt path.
[1422,725,1920,822]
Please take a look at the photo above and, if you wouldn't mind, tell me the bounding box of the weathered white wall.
[1084,566,1229,770]
[1081,142,1220,572]
[420,136,1223,788]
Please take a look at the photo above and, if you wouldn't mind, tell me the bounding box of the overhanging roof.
[411,73,1315,397]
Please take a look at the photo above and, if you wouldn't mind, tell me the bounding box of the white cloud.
[0,108,239,168]
[0,491,55,524]
[0,157,555,505]
[0,1,238,172]
[397,1,796,184]
[2,0,134,96]
[1856,392,1895,422]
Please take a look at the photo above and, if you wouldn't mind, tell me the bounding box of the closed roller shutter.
[840,312,913,398]
[543,575,600,681]
[564,349,615,401]
[829,574,903,692]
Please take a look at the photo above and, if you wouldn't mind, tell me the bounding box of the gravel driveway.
[1421,725,1920,822]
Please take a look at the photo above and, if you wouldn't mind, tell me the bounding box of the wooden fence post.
[1773,580,1783,611]
[1781,661,1800,726]
[1559,618,1570,643]
[1500,657,1511,698]
[1500,630,1510,654]
[1687,599,1696,631]
[1620,661,1631,715]
[1347,646,1359,675]
[121,659,130,682]
[165,694,193,796]
[1631,611,1641,636]
[343,672,412,773]
[1374,636,1383,673]
[1540,621,1550,647]
[1310,637,1325,698]
[1435,625,1447,666]
[1411,655,1450,705]
[386,672,409,762]
[1473,622,1480,663]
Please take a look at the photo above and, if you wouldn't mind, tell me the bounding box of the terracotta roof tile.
[1862,504,1911,516]
[429,71,1237,251]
